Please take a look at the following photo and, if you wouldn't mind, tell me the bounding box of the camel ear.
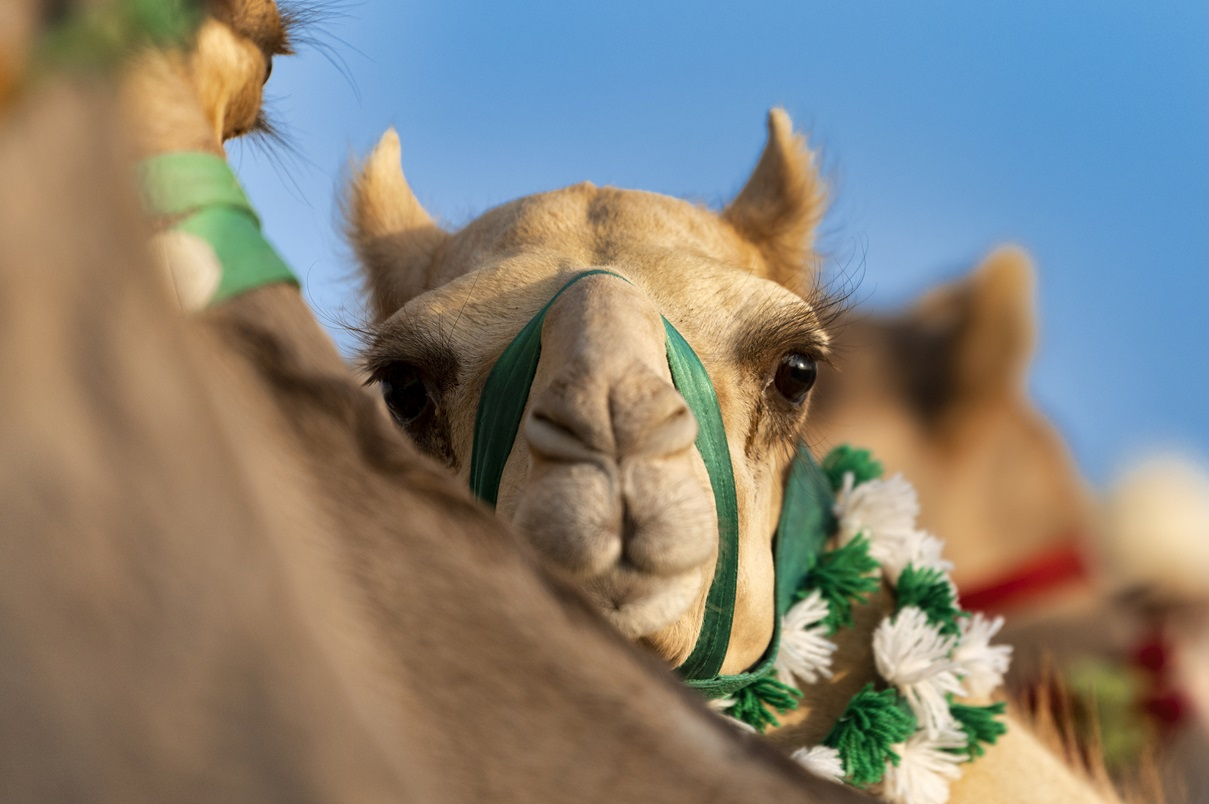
[722,108,827,295]
[347,128,449,321]
[955,246,1038,398]
[910,246,1038,405]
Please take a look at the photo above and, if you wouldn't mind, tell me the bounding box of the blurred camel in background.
[809,247,1209,795]
[810,247,1100,640]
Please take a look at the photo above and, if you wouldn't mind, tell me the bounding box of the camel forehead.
[438,182,753,273]
[400,180,823,364]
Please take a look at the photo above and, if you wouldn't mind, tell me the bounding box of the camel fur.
[0,3,871,801]
[348,103,1130,801]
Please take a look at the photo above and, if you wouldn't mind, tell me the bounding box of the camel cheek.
[189,20,267,141]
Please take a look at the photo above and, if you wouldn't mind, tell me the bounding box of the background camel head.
[349,109,831,673]
[809,247,1094,591]
[119,0,293,154]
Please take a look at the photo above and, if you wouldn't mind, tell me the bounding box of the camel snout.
[525,365,698,462]
[518,365,712,581]
[505,275,719,638]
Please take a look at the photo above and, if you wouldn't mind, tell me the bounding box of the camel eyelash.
[362,328,462,398]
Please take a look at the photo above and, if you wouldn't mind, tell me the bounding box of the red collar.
[959,540,1090,613]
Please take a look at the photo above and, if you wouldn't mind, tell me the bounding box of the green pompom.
[949,701,1008,759]
[822,445,883,493]
[895,565,966,636]
[796,534,881,634]
[729,675,802,733]
[824,684,917,785]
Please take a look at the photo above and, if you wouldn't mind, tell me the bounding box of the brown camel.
[810,248,1207,795]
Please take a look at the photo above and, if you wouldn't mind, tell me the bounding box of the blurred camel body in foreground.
[0,2,866,801]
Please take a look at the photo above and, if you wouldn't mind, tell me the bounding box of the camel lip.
[585,566,704,639]
[510,460,717,580]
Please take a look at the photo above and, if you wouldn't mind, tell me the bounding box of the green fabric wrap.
[35,0,200,74]
[467,269,834,699]
[775,444,837,616]
[138,152,298,304]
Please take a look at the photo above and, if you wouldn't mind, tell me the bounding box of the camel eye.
[380,364,433,427]
[773,352,817,405]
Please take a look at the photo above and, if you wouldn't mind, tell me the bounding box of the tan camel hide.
[0,5,870,803]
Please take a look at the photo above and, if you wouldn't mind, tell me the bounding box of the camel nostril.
[639,404,698,458]
[526,409,602,462]
[610,387,698,458]
[531,411,576,440]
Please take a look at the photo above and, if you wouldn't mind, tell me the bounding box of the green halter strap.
[468,270,835,694]
[682,444,834,698]
[138,152,298,305]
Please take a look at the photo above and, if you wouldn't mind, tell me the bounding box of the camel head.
[810,248,1094,591]
[119,0,293,154]
[349,109,831,674]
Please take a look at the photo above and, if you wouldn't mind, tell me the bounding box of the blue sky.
[234,1,1209,486]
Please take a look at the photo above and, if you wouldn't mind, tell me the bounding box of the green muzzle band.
[468,269,835,696]
[138,152,298,305]
[682,444,834,699]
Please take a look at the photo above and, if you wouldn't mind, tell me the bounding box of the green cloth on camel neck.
[138,152,297,305]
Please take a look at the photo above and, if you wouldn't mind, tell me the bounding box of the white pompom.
[835,473,920,566]
[952,613,1013,699]
[881,727,966,804]
[873,607,964,735]
[707,696,735,712]
[792,744,845,782]
[706,697,757,732]
[881,530,955,586]
[775,590,837,687]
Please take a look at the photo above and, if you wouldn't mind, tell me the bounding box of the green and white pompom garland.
[714,447,1013,804]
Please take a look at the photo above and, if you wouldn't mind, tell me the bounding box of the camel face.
[507,271,715,644]
[352,112,831,672]
[193,0,294,141]
[120,0,291,154]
